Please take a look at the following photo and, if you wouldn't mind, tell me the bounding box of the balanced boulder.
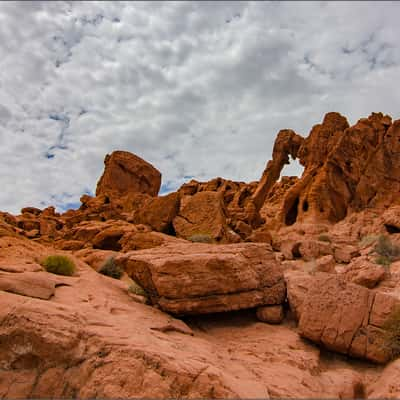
[96,151,161,198]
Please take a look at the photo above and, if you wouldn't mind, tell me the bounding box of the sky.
[0,1,399,214]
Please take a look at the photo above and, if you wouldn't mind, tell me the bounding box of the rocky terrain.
[1,111,400,398]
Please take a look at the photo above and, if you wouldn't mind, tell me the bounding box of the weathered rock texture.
[0,233,380,399]
[255,112,400,228]
[173,191,231,243]
[298,273,399,363]
[132,192,180,233]
[116,243,285,315]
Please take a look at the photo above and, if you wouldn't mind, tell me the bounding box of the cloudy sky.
[0,1,399,214]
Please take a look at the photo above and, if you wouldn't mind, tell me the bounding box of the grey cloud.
[0,1,400,213]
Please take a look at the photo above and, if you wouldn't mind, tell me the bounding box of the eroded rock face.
[298,273,399,363]
[178,178,262,237]
[96,151,161,198]
[173,191,231,243]
[132,192,180,233]
[255,112,399,228]
[116,243,285,315]
[383,206,400,234]
[252,129,304,211]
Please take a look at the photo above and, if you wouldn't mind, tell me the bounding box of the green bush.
[99,256,123,279]
[187,233,214,243]
[383,307,400,360]
[375,255,392,268]
[128,282,147,297]
[318,234,331,243]
[373,235,400,267]
[42,255,75,276]
[359,234,380,249]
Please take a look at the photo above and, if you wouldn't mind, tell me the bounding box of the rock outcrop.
[255,112,399,229]
[297,273,399,363]
[132,192,180,233]
[116,243,285,315]
[96,151,161,198]
[173,191,231,243]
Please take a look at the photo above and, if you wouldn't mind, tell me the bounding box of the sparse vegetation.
[187,233,214,243]
[41,255,75,276]
[99,256,123,279]
[359,234,380,248]
[128,281,147,297]
[373,235,400,267]
[318,234,331,243]
[383,306,400,360]
[375,255,392,268]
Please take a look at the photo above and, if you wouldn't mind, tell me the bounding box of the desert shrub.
[128,281,147,297]
[99,256,123,279]
[374,235,400,264]
[42,255,75,276]
[383,307,400,360]
[359,234,380,248]
[318,234,331,243]
[187,233,214,243]
[375,255,392,268]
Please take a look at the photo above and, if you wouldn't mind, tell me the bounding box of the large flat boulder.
[115,243,285,315]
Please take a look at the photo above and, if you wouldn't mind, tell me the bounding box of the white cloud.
[0,1,399,213]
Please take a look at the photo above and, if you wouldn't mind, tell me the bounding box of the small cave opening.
[385,224,400,234]
[164,222,176,236]
[292,242,302,259]
[285,197,299,226]
[93,234,123,251]
[302,200,309,212]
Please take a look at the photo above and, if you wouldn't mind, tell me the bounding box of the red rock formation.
[173,191,231,243]
[3,111,400,398]
[255,112,399,228]
[295,273,399,363]
[116,242,285,315]
[132,192,180,233]
[96,150,161,198]
[252,129,304,211]
[177,178,262,240]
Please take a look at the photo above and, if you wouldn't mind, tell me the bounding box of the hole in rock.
[11,353,40,369]
[93,234,123,251]
[292,242,302,259]
[183,309,258,332]
[385,224,400,234]
[285,197,299,226]
[279,156,304,180]
[302,200,309,212]
[164,223,176,236]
